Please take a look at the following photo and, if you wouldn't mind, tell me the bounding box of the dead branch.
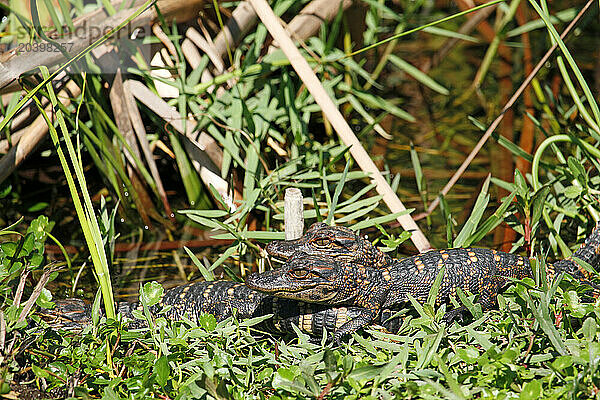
[0,80,81,184]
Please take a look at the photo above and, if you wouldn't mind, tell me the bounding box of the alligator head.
[246,251,380,306]
[265,222,392,268]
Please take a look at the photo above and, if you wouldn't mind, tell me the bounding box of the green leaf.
[210,245,239,270]
[179,209,230,218]
[551,355,573,370]
[468,190,516,244]
[389,55,449,95]
[210,231,286,240]
[506,8,577,37]
[582,317,597,342]
[350,209,414,230]
[340,83,415,122]
[454,175,490,247]
[35,288,54,309]
[31,365,50,379]
[257,367,274,381]
[0,184,11,199]
[154,356,170,387]
[140,282,164,307]
[198,313,217,332]
[525,292,568,355]
[184,246,214,281]
[27,202,49,212]
[567,156,587,185]
[427,266,446,307]
[423,26,480,43]
[520,380,542,400]
[530,186,550,228]
[347,366,381,382]
[326,160,350,225]
[563,185,582,199]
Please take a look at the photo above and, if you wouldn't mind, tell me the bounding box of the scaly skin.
[40,281,402,337]
[248,224,600,341]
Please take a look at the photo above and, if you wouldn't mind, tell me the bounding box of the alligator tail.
[550,223,600,297]
[564,223,600,265]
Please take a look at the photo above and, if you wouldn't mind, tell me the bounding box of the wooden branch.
[212,1,257,60]
[248,0,432,252]
[123,79,174,221]
[0,0,205,93]
[17,264,61,323]
[284,188,304,240]
[187,27,225,73]
[280,0,353,47]
[211,0,354,62]
[126,79,241,210]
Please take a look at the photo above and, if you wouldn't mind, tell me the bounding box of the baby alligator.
[266,222,392,268]
[249,224,600,341]
[41,281,402,337]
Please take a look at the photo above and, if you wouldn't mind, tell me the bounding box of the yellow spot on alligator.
[442,253,449,260]
[467,259,472,265]
[227,288,235,295]
[302,313,313,332]
[383,270,392,281]
[336,307,348,328]
[417,263,425,271]
[579,267,592,279]
[494,255,501,262]
[470,256,478,262]
[517,258,524,265]
[179,286,191,299]
[203,291,210,298]
[249,293,254,300]
[468,251,476,257]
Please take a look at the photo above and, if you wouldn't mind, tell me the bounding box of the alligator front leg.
[333,307,379,343]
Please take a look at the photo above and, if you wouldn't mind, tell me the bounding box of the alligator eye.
[313,238,330,247]
[290,269,310,279]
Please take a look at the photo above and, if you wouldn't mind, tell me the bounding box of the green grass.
[18,273,600,399]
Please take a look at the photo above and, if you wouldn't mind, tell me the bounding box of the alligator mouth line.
[247,282,319,294]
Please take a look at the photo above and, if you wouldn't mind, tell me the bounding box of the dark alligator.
[41,280,402,337]
[248,224,600,341]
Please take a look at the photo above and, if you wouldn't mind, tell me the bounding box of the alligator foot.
[443,307,466,324]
